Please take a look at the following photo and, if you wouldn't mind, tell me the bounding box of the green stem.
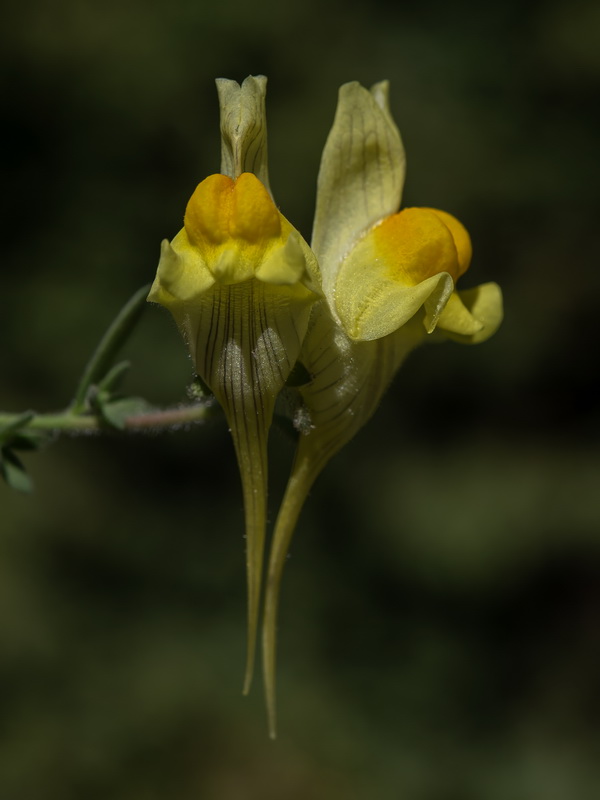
[0,402,212,435]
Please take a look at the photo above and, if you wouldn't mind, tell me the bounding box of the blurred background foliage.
[1,0,599,797]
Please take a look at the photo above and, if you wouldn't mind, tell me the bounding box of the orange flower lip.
[184,173,281,249]
[371,207,468,286]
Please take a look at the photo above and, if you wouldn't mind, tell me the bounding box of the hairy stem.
[0,402,212,436]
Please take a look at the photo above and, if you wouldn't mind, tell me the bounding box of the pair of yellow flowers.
[148,76,503,737]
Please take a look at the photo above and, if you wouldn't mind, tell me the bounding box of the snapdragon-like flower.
[262,81,503,736]
[148,76,318,694]
[148,75,502,738]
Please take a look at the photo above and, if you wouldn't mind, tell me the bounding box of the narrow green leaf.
[72,285,150,412]
[1,448,33,492]
[6,430,49,451]
[0,411,35,445]
[97,361,131,395]
[98,397,154,430]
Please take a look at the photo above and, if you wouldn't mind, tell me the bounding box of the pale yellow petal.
[337,267,454,341]
[216,75,271,194]
[256,230,313,286]
[438,282,503,343]
[434,291,484,337]
[147,237,215,305]
[312,81,405,297]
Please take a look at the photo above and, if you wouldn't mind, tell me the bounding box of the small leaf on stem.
[1,448,33,492]
[72,285,150,412]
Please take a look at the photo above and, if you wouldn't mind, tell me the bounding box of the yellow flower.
[148,75,502,738]
[148,76,318,695]
[262,81,503,736]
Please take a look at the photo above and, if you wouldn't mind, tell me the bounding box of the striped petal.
[216,75,271,195]
[176,280,314,695]
[312,81,405,302]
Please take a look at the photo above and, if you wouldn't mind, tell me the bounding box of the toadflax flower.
[262,81,503,736]
[148,76,319,694]
[148,75,502,737]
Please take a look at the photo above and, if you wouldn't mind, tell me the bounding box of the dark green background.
[2,1,599,797]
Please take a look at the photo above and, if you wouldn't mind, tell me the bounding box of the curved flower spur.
[262,81,503,736]
[148,77,319,696]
